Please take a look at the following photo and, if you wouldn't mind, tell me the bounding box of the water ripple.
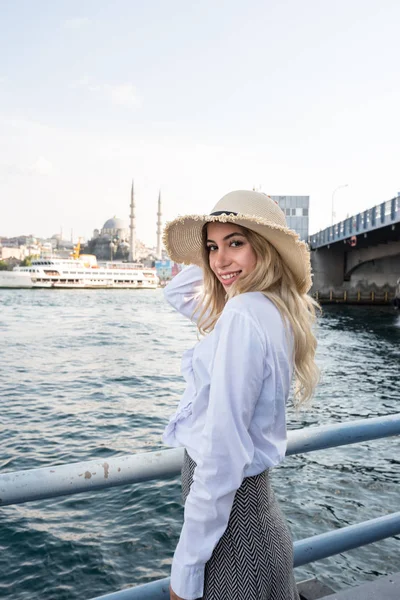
[0,292,399,598]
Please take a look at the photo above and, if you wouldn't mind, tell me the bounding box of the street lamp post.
[331,184,349,226]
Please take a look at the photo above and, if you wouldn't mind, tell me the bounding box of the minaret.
[129,180,136,262]
[156,190,162,259]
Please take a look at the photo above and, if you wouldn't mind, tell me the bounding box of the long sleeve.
[170,307,267,600]
[163,265,204,322]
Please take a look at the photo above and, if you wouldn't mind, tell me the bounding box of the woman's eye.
[230,240,243,247]
[207,245,217,252]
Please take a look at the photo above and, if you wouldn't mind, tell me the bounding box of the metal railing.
[1,414,400,600]
[88,514,400,600]
[308,195,400,249]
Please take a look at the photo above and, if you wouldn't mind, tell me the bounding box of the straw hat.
[163,190,312,294]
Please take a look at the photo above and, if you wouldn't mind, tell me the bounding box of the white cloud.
[72,76,101,93]
[63,17,90,30]
[109,83,141,108]
[72,77,142,109]
[0,156,53,178]
[0,163,25,177]
[28,157,53,176]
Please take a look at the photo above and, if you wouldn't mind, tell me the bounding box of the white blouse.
[162,265,294,600]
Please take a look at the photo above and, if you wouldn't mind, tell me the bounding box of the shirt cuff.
[170,558,205,600]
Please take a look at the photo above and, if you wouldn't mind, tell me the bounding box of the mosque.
[98,217,129,240]
[84,182,163,264]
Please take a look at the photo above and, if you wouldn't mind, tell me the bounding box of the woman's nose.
[215,249,231,269]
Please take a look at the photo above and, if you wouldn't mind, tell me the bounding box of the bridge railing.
[309,195,400,249]
[1,414,400,600]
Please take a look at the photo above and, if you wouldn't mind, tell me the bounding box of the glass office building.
[270,195,309,241]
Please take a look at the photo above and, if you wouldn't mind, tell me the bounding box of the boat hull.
[0,277,158,290]
[0,272,33,288]
[0,257,160,289]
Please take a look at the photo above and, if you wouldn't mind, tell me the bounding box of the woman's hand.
[169,585,188,600]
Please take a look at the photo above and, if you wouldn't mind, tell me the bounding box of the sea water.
[0,289,399,599]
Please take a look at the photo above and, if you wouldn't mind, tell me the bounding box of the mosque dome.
[102,217,127,230]
[100,216,129,240]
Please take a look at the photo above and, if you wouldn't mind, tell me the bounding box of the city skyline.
[0,184,163,247]
[1,1,400,245]
[1,185,397,247]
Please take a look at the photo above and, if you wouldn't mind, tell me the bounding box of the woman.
[162,190,319,600]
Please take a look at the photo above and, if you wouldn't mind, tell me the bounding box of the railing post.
[391,198,396,220]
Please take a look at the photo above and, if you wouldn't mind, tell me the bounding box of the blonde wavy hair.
[195,225,320,406]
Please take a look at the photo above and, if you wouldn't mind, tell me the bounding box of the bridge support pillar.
[311,247,345,289]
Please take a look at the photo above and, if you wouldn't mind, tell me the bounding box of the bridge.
[308,195,400,304]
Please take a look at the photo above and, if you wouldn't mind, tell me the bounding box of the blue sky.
[1,0,400,246]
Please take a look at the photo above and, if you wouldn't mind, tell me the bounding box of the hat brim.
[163,212,312,294]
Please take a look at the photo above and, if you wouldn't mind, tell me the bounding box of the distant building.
[100,217,129,241]
[0,246,24,261]
[155,259,173,281]
[84,216,129,261]
[0,232,75,264]
[84,183,165,263]
[270,195,309,241]
[155,259,182,282]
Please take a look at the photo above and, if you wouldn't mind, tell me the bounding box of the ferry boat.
[0,255,159,289]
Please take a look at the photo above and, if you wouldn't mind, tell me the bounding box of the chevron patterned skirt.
[181,450,300,600]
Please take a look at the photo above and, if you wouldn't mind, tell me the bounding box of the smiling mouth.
[220,271,241,281]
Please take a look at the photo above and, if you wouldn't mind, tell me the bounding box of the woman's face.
[206,222,257,288]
